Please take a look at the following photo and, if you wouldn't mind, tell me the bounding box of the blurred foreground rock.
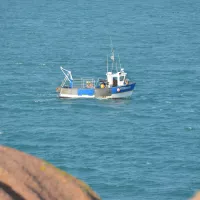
[190,192,200,200]
[0,145,101,200]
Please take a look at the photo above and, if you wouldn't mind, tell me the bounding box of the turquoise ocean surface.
[1,0,200,199]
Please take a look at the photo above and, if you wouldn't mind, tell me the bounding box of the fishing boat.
[56,43,136,99]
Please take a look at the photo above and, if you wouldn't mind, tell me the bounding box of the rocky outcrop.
[190,192,200,200]
[0,145,101,200]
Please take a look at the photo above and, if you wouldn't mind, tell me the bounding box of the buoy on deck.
[56,87,61,92]
[100,83,105,89]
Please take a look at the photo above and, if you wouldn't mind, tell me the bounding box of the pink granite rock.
[190,192,200,200]
[0,145,101,200]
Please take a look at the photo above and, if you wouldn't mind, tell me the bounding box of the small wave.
[184,126,194,131]
[4,93,18,97]
[0,131,4,135]
[36,93,55,97]
[34,100,42,103]
[146,161,151,165]
[34,99,54,103]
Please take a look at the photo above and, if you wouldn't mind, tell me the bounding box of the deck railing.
[62,78,96,89]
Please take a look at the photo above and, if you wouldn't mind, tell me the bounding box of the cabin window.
[120,76,125,81]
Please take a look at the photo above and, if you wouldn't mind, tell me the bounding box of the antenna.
[107,55,108,73]
[118,54,122,69]
[116,62,118,72]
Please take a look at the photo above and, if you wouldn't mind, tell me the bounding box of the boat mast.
[116,62,118,72]
[106,55,108,73]
[110,37,114,72]
[118,54,122,69]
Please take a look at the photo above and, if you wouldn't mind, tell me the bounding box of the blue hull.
[111,83,136,94]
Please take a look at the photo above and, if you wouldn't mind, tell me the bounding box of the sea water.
[0,0,200,199]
